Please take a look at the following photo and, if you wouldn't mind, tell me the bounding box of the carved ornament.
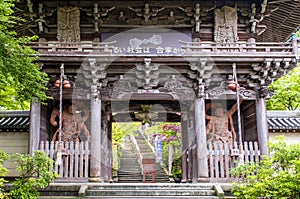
[163,75,195,100]
[57,6,80,43]
[128,3,165,25]
[258,86,270,98]
[214,6,238,44]
[135,58,159,89]
[78,58,108,87]
[248,58,292,88]
[207,81,256,99]
[111,75,135,99]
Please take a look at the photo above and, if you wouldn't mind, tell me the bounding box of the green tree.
[0,0,48,110]
[231,136,300,199]
[0,150,57,199]
[267,65,300,110]
[0,150,8,199]
[112,122,141,144]
[8,151,58,199]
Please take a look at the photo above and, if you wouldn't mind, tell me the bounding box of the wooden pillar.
[191,144,198,182]
[29,100,41,155]
[247,34,256,53]
[194,97,209,180]
[168,142,173,176]
[291,33,298,55]
[107,119,113,182]
[89,85,103,182]
[187,112,194,182]
[102,119,110,182]
[181,113,188,182]
[256,87,269,156]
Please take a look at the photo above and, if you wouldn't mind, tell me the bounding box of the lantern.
[228,80,240,92]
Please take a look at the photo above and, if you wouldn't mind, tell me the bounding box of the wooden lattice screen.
[207,141,261,180]
[40,141,90,179]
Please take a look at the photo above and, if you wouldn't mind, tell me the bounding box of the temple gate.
[13,0,299,182]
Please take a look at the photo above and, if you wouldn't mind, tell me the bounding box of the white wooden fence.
[40,141,90,179]
[208,141,260,181]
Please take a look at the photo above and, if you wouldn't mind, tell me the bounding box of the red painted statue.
[50,102,90,142]
[205,99,242,143]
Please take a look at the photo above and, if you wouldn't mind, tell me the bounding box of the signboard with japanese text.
[101,28,192,56]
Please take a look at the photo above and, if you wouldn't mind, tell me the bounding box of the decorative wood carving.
[163,75,195,100]
[78,58,108,87]
[188,58,214,89]
[111,75,135,98]
[135,58,159,89]
[214,6,238,44]
[258,86,270,98]
[178,3,201,32]
[128,3,165,25]
[248,58,293,88]
[249,3,268,35]
[92,3,115,32]
[57,7,80,43]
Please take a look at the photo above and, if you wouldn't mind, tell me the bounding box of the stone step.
[36,183,234,199]
[117,133,170,183]
[88,184,215,190]
[85,189,216,197]
[85,196,220,199]
[38,197,80,199]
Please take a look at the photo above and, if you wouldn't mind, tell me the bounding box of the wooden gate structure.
[12,0,300,182]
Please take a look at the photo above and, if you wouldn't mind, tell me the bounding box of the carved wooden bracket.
[248,58,292,88]
[79,58,108,87]
[188,58,214,96]
[135,58,159,89]
[128,3,165,25]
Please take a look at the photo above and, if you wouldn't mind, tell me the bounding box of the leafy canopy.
[112,122,141,145]
[0,0,49,110]
[0,150,58,199]
[231,136,300,199]
[267,65,300,110]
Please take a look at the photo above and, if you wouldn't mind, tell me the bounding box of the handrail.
[180,41,294,54]
[139,130,169,176]
[26,40,297,55]
[129,134,144,173]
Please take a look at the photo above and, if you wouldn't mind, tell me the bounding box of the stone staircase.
[117,135,143,182]
[37,182,235,199]
[83,183,221,198]
[134,132,169,183]
[117,132,169,183]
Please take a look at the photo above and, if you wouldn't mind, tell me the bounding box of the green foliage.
[0,149,8,199]
[171,157,182,179]
[112,122,141,145]
[267,65,300,110]
[9,151,58,199]
[231,136,300,199]
[0,0,49,110]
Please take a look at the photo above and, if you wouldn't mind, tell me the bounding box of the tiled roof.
[0,110,299,133]
[0,111,30,132]
[267,111,300,133]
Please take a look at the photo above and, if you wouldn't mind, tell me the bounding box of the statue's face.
[67,105,73,113]
[215,107,225,117]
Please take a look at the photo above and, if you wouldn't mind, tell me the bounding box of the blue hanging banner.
[155,136,163,163]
